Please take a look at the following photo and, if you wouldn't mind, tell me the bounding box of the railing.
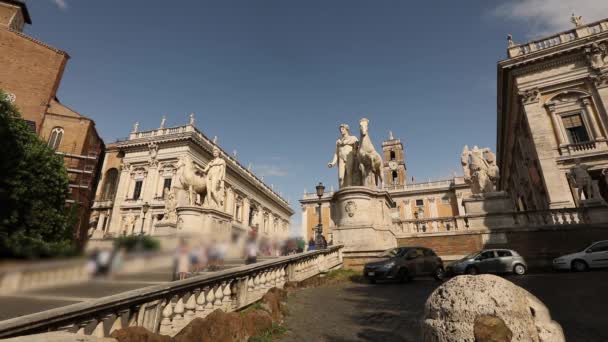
[0,246,343,339]
[508,18,608,58]
[388,180,453,192]
[560,141,599,155]
[394,217,460,234]
[512,208,585,226]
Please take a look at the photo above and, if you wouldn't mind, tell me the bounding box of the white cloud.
[253,164,288,177]
[52,0,68,11]
[492,0,608,38]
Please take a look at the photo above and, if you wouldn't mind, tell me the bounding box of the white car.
[553,240,608,271]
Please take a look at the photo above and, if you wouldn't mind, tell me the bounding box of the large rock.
[173,310,247,342]
[473,315,512,342]
[241,309,273,337]
[111,327,172,342]
[421,275,564,342]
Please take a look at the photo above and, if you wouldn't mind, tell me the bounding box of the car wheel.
[465,266,479,275]
[571,259,588,272]
[433,267,446,281]
[513,264,526,275]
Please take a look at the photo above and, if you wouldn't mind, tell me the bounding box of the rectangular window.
[133,180,143,200]
[562,114,590,144]
[162,178,172,196]
[497,250,513,257]
[415,199,424,206]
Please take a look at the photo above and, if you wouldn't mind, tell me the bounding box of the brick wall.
[398,234,483,256]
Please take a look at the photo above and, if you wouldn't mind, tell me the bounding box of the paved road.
[279,271,608,342]
[0,258,254,321]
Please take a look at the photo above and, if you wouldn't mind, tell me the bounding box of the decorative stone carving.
[571,13,583,27]
[162,188,177,223]
[160,116,166,129]
[507,34,514,47]
[328,123,360,188]
[462,145,500,195]
[585,42,607,70]
[592,72,608,88]
[189,113,195,126]
[175,155,207,206]
[519,88,540,104]
[358,118,384,188]
[148,142,159,166]
[203,146,226,210]
[344,201,357,217]
[567,159,593,201]
[132,122,139,133]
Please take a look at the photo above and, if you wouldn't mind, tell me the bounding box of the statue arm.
[328,141,338,167]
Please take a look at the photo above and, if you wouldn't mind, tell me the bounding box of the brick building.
[0,0,104,245]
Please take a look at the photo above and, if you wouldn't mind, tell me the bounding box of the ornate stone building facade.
[300,133,471,241]
[90,117,292,242]
[498,16,608,210]
[0,0,104,245]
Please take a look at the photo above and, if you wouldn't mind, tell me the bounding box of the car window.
[423,249,437,257]
[497,250,512,257]
[589,242,608,252]
[379,248,400,258]
[407,249,424,259]
[479,251,495,260]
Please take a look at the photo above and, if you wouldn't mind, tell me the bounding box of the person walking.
[308,237,316,251]
[244,236,258,265]
[176,239,190,280]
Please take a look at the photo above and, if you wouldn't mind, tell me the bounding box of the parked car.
[553,240,608,272]
[363,247,445,283]
[446,249,527,276]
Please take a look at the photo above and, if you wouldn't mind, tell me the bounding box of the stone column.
[243,198,251,226]
[403,200,412,219]
[142,165,157,202]
[301,205,308,239]
[593,74,608,131]
[545,102,566,146]
[582,97,605,139]
[226,186,235,217]
[96,212,107,231]
[108,166,131,235]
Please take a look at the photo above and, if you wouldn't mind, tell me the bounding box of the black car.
[363,246,445,283]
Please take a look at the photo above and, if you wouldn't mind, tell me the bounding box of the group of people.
[306,235,331,251]
[86,246,126,278]
[173,239,229,280]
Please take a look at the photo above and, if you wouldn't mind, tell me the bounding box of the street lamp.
[140,201,150,235]
[315,182,325,249]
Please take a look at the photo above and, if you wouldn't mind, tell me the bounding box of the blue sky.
[24,0,608,233]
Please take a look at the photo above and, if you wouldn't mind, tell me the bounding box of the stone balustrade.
[396,217,460,234]
[0,246,343,339]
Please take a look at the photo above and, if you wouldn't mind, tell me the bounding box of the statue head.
[212,146,221,158]
[359,118,369,135]
[339,124,350,136]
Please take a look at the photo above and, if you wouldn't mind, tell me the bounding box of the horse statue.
[357,118,384,188]
[175,155,207,206]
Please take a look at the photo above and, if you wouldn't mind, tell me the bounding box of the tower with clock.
[381,131,407,187]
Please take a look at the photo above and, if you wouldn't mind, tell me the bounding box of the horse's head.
[176,155,191,170]
[359,118,369,136]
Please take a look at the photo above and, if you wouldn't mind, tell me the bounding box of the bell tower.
[382,131,407,188]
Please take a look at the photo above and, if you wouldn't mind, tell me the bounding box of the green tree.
[0,91,77,258]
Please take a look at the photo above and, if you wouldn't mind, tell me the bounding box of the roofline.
[3,0,31,24]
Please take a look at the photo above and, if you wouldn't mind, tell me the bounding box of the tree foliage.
[0,91,77,258]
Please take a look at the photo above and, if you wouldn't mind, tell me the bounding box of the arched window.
[390,150,396,160]
[48,127,64,150]
[392,171,398,183]
[102,168,119,200]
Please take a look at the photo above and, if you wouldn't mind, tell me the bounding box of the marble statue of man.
[203,146,226,209]
[328,124,360,188]
[568,159,593,200]
[163,188,177,222]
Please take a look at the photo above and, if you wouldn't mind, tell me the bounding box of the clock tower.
[382,131,407,188]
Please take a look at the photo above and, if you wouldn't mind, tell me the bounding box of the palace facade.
[498,16,608,210]
[0,0,104,245]
[90,117,293,242]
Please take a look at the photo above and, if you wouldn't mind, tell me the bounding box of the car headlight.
[382,261,396,269]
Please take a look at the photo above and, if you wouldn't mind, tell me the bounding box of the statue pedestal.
[154,220,178,236]
[176,206,205,235]
[200,207,233,242]
[330,186,397,253]
[462,191,515,229]
[176,205,233,241]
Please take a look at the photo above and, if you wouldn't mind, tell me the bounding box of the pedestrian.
[308,237,316,251]
[320,235,327,249]
[176,239,190,280]
[244,236,258,265]
[297,238,305,253]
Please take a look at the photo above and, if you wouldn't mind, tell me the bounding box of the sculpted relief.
[328,118,384,189]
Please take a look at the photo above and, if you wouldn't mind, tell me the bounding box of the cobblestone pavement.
[279,271,608,342]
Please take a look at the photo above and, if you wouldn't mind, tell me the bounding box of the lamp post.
[140,201,150,235]
[315,182,325,249]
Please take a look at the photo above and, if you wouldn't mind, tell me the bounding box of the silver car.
[447,249,528,275]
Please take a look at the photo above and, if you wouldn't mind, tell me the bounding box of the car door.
[405,248,425,275]
[476,251,498,273]
[423,248,439,273]
[586,241,608,268]
[496,250,514,273]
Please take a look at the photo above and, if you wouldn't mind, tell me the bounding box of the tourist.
[308,237,316,251]
[176,239,190,280]
[96,248,112,277]
[244,235,258,265]
[296,238,305,253]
